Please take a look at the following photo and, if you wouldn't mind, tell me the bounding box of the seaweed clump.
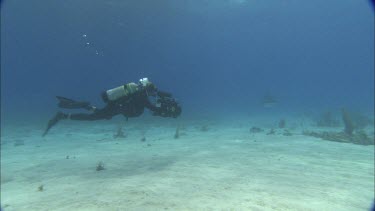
[200,125,209,132]
[250,127,263,133]
[267,128,275,135]
[341,108,354,135]
[348,111,374,129]
[96,161,105,171]
[303,108,374,145]
[283,130,293,136]
[303,130,374,145]
[174,126,180,139]
[316,111,340,127]
[278,119,286,128]
[38,185,44,192]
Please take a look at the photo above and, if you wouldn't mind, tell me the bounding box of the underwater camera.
[153,95,182,118]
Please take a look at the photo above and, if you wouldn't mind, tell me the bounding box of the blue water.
[2,0,374,123]
[1,1,374,210]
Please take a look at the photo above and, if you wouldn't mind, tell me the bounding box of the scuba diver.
[42,78,182,136]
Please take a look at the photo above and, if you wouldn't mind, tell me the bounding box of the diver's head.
[139,77,157,95]
[139,77,151,87]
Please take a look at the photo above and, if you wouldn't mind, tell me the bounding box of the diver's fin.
[56,96,91,109]
[42,112,68,137]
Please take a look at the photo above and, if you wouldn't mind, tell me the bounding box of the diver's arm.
[157,90,172,98]
[144,99,160,112]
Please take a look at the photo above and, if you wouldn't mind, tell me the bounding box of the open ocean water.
[1,0,374,210]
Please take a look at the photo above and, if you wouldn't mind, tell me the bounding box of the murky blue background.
[1,0,374,122]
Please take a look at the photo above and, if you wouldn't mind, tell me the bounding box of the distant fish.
[261,95,277,108]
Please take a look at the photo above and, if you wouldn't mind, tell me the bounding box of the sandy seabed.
[1,117,374,211]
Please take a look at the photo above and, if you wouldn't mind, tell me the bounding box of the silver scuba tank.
[104,83,139,101]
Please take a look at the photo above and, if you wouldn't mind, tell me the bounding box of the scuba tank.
[102,83,139,102]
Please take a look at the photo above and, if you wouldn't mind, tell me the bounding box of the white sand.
[1,118,374,211]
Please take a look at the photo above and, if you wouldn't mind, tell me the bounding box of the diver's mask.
[139,77,157,97]
[139,78,150,87]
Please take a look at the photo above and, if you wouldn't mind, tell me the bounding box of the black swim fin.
[42,112,68,137]
[56,96,91,110]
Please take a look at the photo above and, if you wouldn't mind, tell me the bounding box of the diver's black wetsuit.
[70,89,159,121]
[43,83,181,136]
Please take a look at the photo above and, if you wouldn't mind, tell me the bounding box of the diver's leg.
[56,96,96,110]
[42,106,115,136]
[69,106,116,121]
[42,112,69,137]
[69,111,112,121]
